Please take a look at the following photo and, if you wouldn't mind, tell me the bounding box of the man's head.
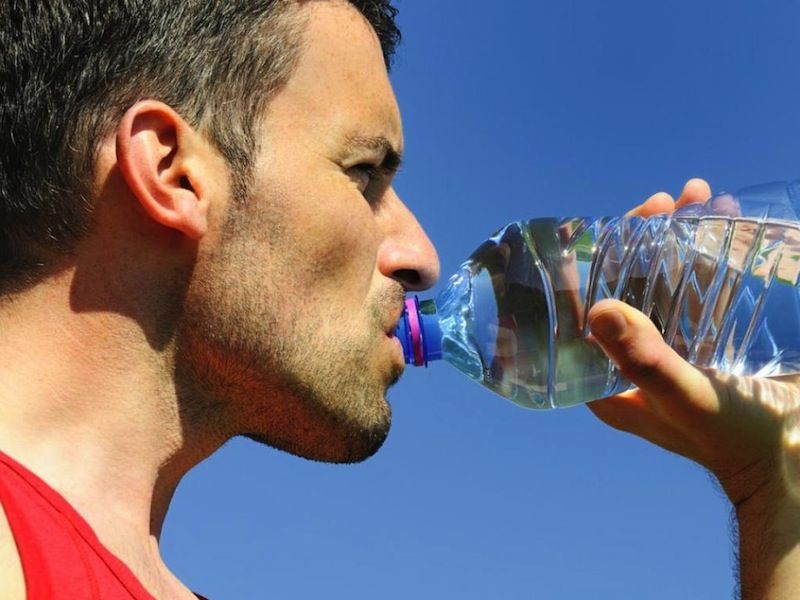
[0,1,439,462]
[0,0,400,293]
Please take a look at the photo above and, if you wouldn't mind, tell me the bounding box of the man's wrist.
[731,471,800,599]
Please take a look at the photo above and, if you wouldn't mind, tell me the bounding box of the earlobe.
[115,100,209,240]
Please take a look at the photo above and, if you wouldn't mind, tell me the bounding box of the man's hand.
[587,178,800,599]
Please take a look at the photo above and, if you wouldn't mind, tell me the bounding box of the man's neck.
[0,273,224,597]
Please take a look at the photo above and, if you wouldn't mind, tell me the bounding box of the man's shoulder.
[0,500,25,600]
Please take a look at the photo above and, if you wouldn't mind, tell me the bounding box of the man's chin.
[245,430,389,464]
[244,406,392,464]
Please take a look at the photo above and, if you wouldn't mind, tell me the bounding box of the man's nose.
[378,191,440,292]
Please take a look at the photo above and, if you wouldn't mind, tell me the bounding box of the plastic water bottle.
[395,180,800,410]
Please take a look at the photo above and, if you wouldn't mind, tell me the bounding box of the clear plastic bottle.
[395,180,800,409]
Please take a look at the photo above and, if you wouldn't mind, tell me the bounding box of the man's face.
[177,1,439,462]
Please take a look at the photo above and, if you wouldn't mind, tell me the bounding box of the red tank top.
[0,450,208,600]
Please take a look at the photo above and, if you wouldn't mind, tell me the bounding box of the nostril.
[393,269,421,289]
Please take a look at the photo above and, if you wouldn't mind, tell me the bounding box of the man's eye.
[348,163,379,193]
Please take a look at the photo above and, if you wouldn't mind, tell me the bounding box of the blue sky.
[162,2,800,598]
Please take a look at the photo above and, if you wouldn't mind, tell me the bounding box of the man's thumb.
[587,299,711,402]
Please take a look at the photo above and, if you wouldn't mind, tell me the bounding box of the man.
[0,1,796,599]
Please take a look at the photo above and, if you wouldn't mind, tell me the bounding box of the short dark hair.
[0,0,400,294]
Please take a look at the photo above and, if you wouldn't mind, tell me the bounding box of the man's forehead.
[294,2,393,91]
[266,2,403,152]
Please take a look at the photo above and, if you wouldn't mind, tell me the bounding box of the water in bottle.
[395,180,800,410]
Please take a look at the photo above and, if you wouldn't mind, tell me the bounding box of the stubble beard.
[174,213,403,463]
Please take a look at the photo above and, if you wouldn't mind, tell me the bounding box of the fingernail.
[590,310,628,343]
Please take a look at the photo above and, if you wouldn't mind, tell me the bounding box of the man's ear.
[115,101,210,240]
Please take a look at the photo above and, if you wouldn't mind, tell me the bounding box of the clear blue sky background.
[162,1,800,598]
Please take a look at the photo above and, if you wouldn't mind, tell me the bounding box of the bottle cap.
[395,297,442,367]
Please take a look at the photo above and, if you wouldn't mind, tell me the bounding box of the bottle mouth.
[395,297,442,366]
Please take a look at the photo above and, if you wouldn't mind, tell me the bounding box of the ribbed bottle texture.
[396,180,800,409]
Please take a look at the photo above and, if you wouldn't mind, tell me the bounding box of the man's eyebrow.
[342,135,403,171]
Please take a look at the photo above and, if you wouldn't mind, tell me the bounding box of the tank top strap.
[0,449,156,599]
